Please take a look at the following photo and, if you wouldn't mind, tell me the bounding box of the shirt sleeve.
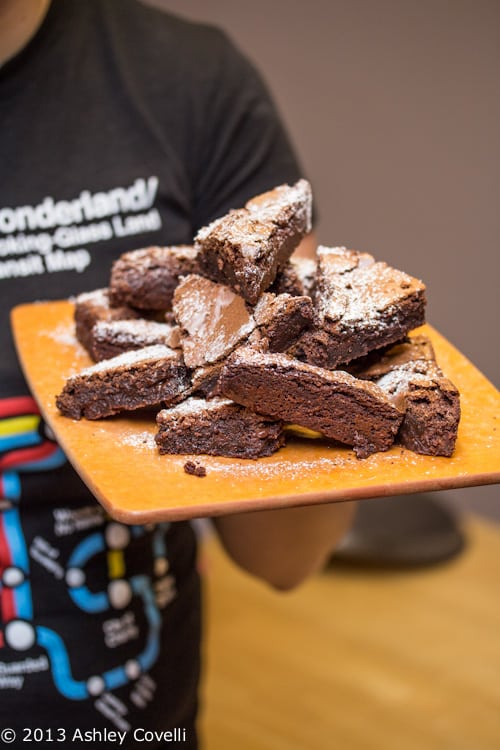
[189,29,306,230]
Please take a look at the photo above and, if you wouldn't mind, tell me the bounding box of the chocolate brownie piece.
[220,348,404,458]
[294,246,426,368]
[190,363,225,398]
[356,339,460,456]
[56,345,191,420]
[90,319,181,361]
[195,180,312,304]
[74,288,141,356]
[252,293,314,352]
[109,245,200,310]
[173,275,256,368]
[187,288,314,396]
[174,273,314,377]
[155,396,285,458]
[244,178,312,230]
[348,335,436,379]
[270,256,318,297]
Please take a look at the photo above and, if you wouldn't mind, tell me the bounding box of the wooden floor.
[198,515,500,750]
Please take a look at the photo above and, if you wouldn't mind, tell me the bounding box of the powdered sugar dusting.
[195,179,312,246]
[316,256,425,330]
[205,454,349,479]
[118,244,197,264]
[290,256,317,293]
[93,319,179,348]
[159,396,234,418]
[76,344,178,377]
[376,360,443,395]
[119,430,157,450]
[174,275,255,367]
[73,288,109,306]
[246,179,313,233]
[44,321,79,348]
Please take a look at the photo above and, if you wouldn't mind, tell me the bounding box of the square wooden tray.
[11,300,500,523]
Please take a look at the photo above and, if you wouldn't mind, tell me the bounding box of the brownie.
[294,246,426,368]
[74,288,141,356]
[252,292,314,352]
[172,274,256,368]
[245,179,312,232]
[356,338,460,456]
[109,245,200,310]
[90,319,181,361]
[155,397,285,458]
[271,256,318,297]
[195,179,312,304]
[190,362,225,398]
[56,345,191,420]
[219,348,404,458]
[348,335,436,379]
[183,292,313,397]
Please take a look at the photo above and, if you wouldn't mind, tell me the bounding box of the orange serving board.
[11,300,500,524]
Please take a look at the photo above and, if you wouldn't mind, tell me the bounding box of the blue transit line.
[36,626,89,700]
[28,527,165,701]
[3,509,29,570]
[3,511,29,569]
[153,523,170,558]
[69,585,109,613]
[2,471,21,501]
[1,473,33,619]
[103,664,128,691]
[131,576,161,671]
[131,525,146,537]
[13,581,33,621]
[3,508,30,595]
[68,531,105,568]
[59,576,162,694]
[19,447,67,472]
[67,532,110,612]
[0,430,40,452]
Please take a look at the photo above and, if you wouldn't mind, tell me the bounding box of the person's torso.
[0,3,204,744]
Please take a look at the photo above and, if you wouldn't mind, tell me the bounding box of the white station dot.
[105,523,131,550]
[108,579,132,609]
[125,660,141,680]
[87,676,105,696]
[2,566,25,587]
[66,568,86,587]
[5,620,36,651]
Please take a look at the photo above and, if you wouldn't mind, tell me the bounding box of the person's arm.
[212,500,355,591]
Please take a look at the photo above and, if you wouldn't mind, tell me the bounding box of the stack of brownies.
[56,180,460,461]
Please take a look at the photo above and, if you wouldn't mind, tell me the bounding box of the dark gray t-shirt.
[0,0,302,746]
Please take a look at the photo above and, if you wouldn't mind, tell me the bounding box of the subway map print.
[0,396,175,729]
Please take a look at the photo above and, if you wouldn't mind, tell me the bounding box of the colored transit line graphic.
[0,396,66,473]
[1,395,172,703]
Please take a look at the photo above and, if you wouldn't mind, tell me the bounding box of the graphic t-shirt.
[0,1,302,746]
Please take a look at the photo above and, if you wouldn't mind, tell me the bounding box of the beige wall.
[147,0,499,516]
